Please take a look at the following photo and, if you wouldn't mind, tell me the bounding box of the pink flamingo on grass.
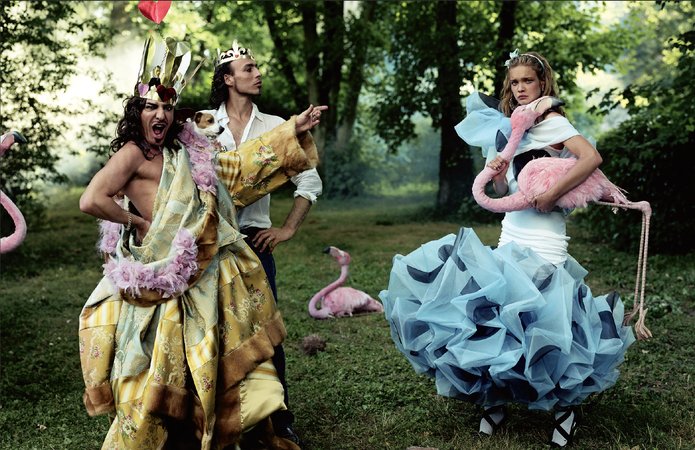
[1,131,28,254]
[472,95,652,339]
[308,246,384,319]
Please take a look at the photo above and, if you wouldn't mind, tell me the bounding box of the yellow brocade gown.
[79,119,317,449]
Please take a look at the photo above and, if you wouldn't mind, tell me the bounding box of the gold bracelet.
[124,211,133,231]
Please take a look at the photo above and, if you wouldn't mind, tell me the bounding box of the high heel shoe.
[549,406,578,447]
[478,404,507,436]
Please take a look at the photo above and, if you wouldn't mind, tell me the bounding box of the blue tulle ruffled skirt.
[380,228,634,411]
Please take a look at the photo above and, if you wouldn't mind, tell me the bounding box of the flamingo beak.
[11,131,27,144]
[531,96,565,113]
[323,246,331,254]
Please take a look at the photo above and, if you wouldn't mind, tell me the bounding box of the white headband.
[504,49,545,72]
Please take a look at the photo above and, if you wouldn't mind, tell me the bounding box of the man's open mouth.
[152,123,167,140]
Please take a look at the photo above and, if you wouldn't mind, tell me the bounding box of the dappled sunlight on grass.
[365,181,438,199]
[1,189,693,449]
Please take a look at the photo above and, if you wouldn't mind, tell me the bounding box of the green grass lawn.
[1,188,693,450]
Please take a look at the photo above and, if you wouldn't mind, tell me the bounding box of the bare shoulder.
[101,141,147,175]
[116,141,146,158]
[545,111,563,119]
[107,142,145,164]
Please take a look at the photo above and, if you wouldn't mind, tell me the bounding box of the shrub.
[579,107,695,254]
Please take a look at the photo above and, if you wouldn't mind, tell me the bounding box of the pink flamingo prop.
[308,246,384,319]
[472,96,651,339]
[472,96,631,213]
[1,131,28,254]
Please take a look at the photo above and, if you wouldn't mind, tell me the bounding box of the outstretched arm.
[217,116,321,207]
[295,104,328,134]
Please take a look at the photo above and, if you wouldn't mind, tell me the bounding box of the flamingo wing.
[324,287,383,316]
[519,158,629,209]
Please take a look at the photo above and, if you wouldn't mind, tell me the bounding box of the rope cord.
[594,200,652,340]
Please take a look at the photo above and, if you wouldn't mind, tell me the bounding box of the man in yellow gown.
[78,34,324,450]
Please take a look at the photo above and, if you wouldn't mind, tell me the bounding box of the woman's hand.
[531,191,558,213]
[487,156,508,173]
[487,156,509,195]
[295,104,329,134]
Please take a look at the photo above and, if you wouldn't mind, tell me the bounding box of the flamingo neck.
[308,264,349,315]
[316,265,349,297]
[0,191,27,253]
[499,128,525,162]
[471,127,528,212]
[0,134,12,155]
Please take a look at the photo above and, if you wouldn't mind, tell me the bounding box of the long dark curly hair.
[209,62,232,108]
[110,96,181,158]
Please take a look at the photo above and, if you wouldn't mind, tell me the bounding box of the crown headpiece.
[135,33,206,105]
[216,40,255,67]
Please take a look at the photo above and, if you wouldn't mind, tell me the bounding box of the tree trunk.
[300,3,324,158]
[493,0,517,99]
[263,3,305,111]
[315,0,344,179]
[301,4,320,107]
[319,0,344,146]
[336,1,377,151]
[434,1,472,211]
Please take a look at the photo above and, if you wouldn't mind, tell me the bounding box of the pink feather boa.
[97,124,219,297]
[102,228,198,298]
[98,219,122,254]
[177,121,218,195]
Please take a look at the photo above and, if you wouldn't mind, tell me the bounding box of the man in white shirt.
[206,40,325,447]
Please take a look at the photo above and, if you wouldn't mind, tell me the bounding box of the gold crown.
[135,32,205,105]
[216,40,255,67]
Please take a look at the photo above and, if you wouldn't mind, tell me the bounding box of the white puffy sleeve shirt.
[209,103,323,229]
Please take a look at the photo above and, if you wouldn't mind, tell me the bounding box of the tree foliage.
[3,0,692,250]
[580,2,695,254]
[0,1,111,220]
[258,1,388,197]
[372,1,627,214]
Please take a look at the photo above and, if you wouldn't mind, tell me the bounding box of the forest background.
[1,0,693,254]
